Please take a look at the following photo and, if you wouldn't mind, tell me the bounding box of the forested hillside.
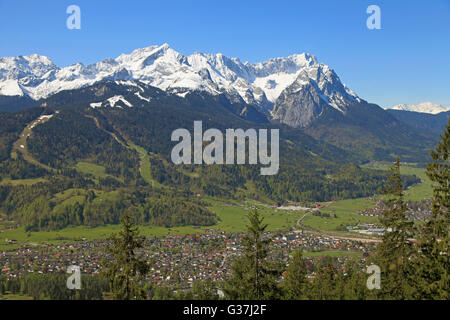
[0,82,422,232]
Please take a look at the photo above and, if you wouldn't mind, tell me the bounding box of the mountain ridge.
[386,109,450,136]
[0,44,360,122]
[389,102,450,115]
[0,45,439,163]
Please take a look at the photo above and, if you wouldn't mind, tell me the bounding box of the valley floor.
[0,163,431,250]
[0,163,434,298]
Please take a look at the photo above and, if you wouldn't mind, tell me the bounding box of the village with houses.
[0,226,379,290]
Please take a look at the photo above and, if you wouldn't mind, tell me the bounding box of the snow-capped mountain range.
[390,102,450,115]
[0,43,360,118]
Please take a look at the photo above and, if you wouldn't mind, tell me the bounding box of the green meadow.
[207,198,304,233]
[76,161,110,179]
[0,198,301,248]
[363,163,433,201]
[0,293,33,300]
[301,198,379,232]
[301,163,434,233]
[126,141,165,189]
[0,224,206,250]
[75,161,123,184]
[0,177,47,186]
[0,164,433,248]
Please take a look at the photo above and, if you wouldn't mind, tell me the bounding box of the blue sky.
[0,0,449,107]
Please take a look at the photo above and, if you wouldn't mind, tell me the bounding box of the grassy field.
[126,141,165,189]
[0,177,47,186]
[47,188,130,216]
[207,198,303,233]
[301,163,434,233]
[0,293,34,300]
[0,194,381,249]
[75,162,113,180]
[301,198,378,232]
[363,163,433,201]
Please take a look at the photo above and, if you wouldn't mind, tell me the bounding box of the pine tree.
[374,158,416,299]
[415,119,449,299]
[344,263,368,300]
[102,211,150,300]
[223,209,281,300]
[282,249,308,299]
[191,279,220,300]
[309,257,339,300]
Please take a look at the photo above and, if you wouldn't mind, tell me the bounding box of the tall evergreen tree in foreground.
[308,256,341,300]
[415,119,449,299]
[339,261,368,300]
[102,211,149,300]
[374,158,415,299]
[177,279,221,300]
[224,209,281,299]
[282,249,308,299]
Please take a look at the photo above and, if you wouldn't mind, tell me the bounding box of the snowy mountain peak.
[0,54,59,96]
[0,44,359,116]
[390,102,450,115]
[0,54,58,80]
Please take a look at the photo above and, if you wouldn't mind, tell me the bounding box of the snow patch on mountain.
[108,95,132,107]
[30,114,54,129]
[134,91,151,102]
[90,95,133,109]
[90,102,103,109]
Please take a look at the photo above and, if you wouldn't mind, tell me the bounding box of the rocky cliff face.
[271,65,361,128]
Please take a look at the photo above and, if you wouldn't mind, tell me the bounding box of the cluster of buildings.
[272,231,375,254]
[357,199,432,221]
[144,230,241,287]
[0,228,377,289]
[0,241,106,278]
[346,223,388,236]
